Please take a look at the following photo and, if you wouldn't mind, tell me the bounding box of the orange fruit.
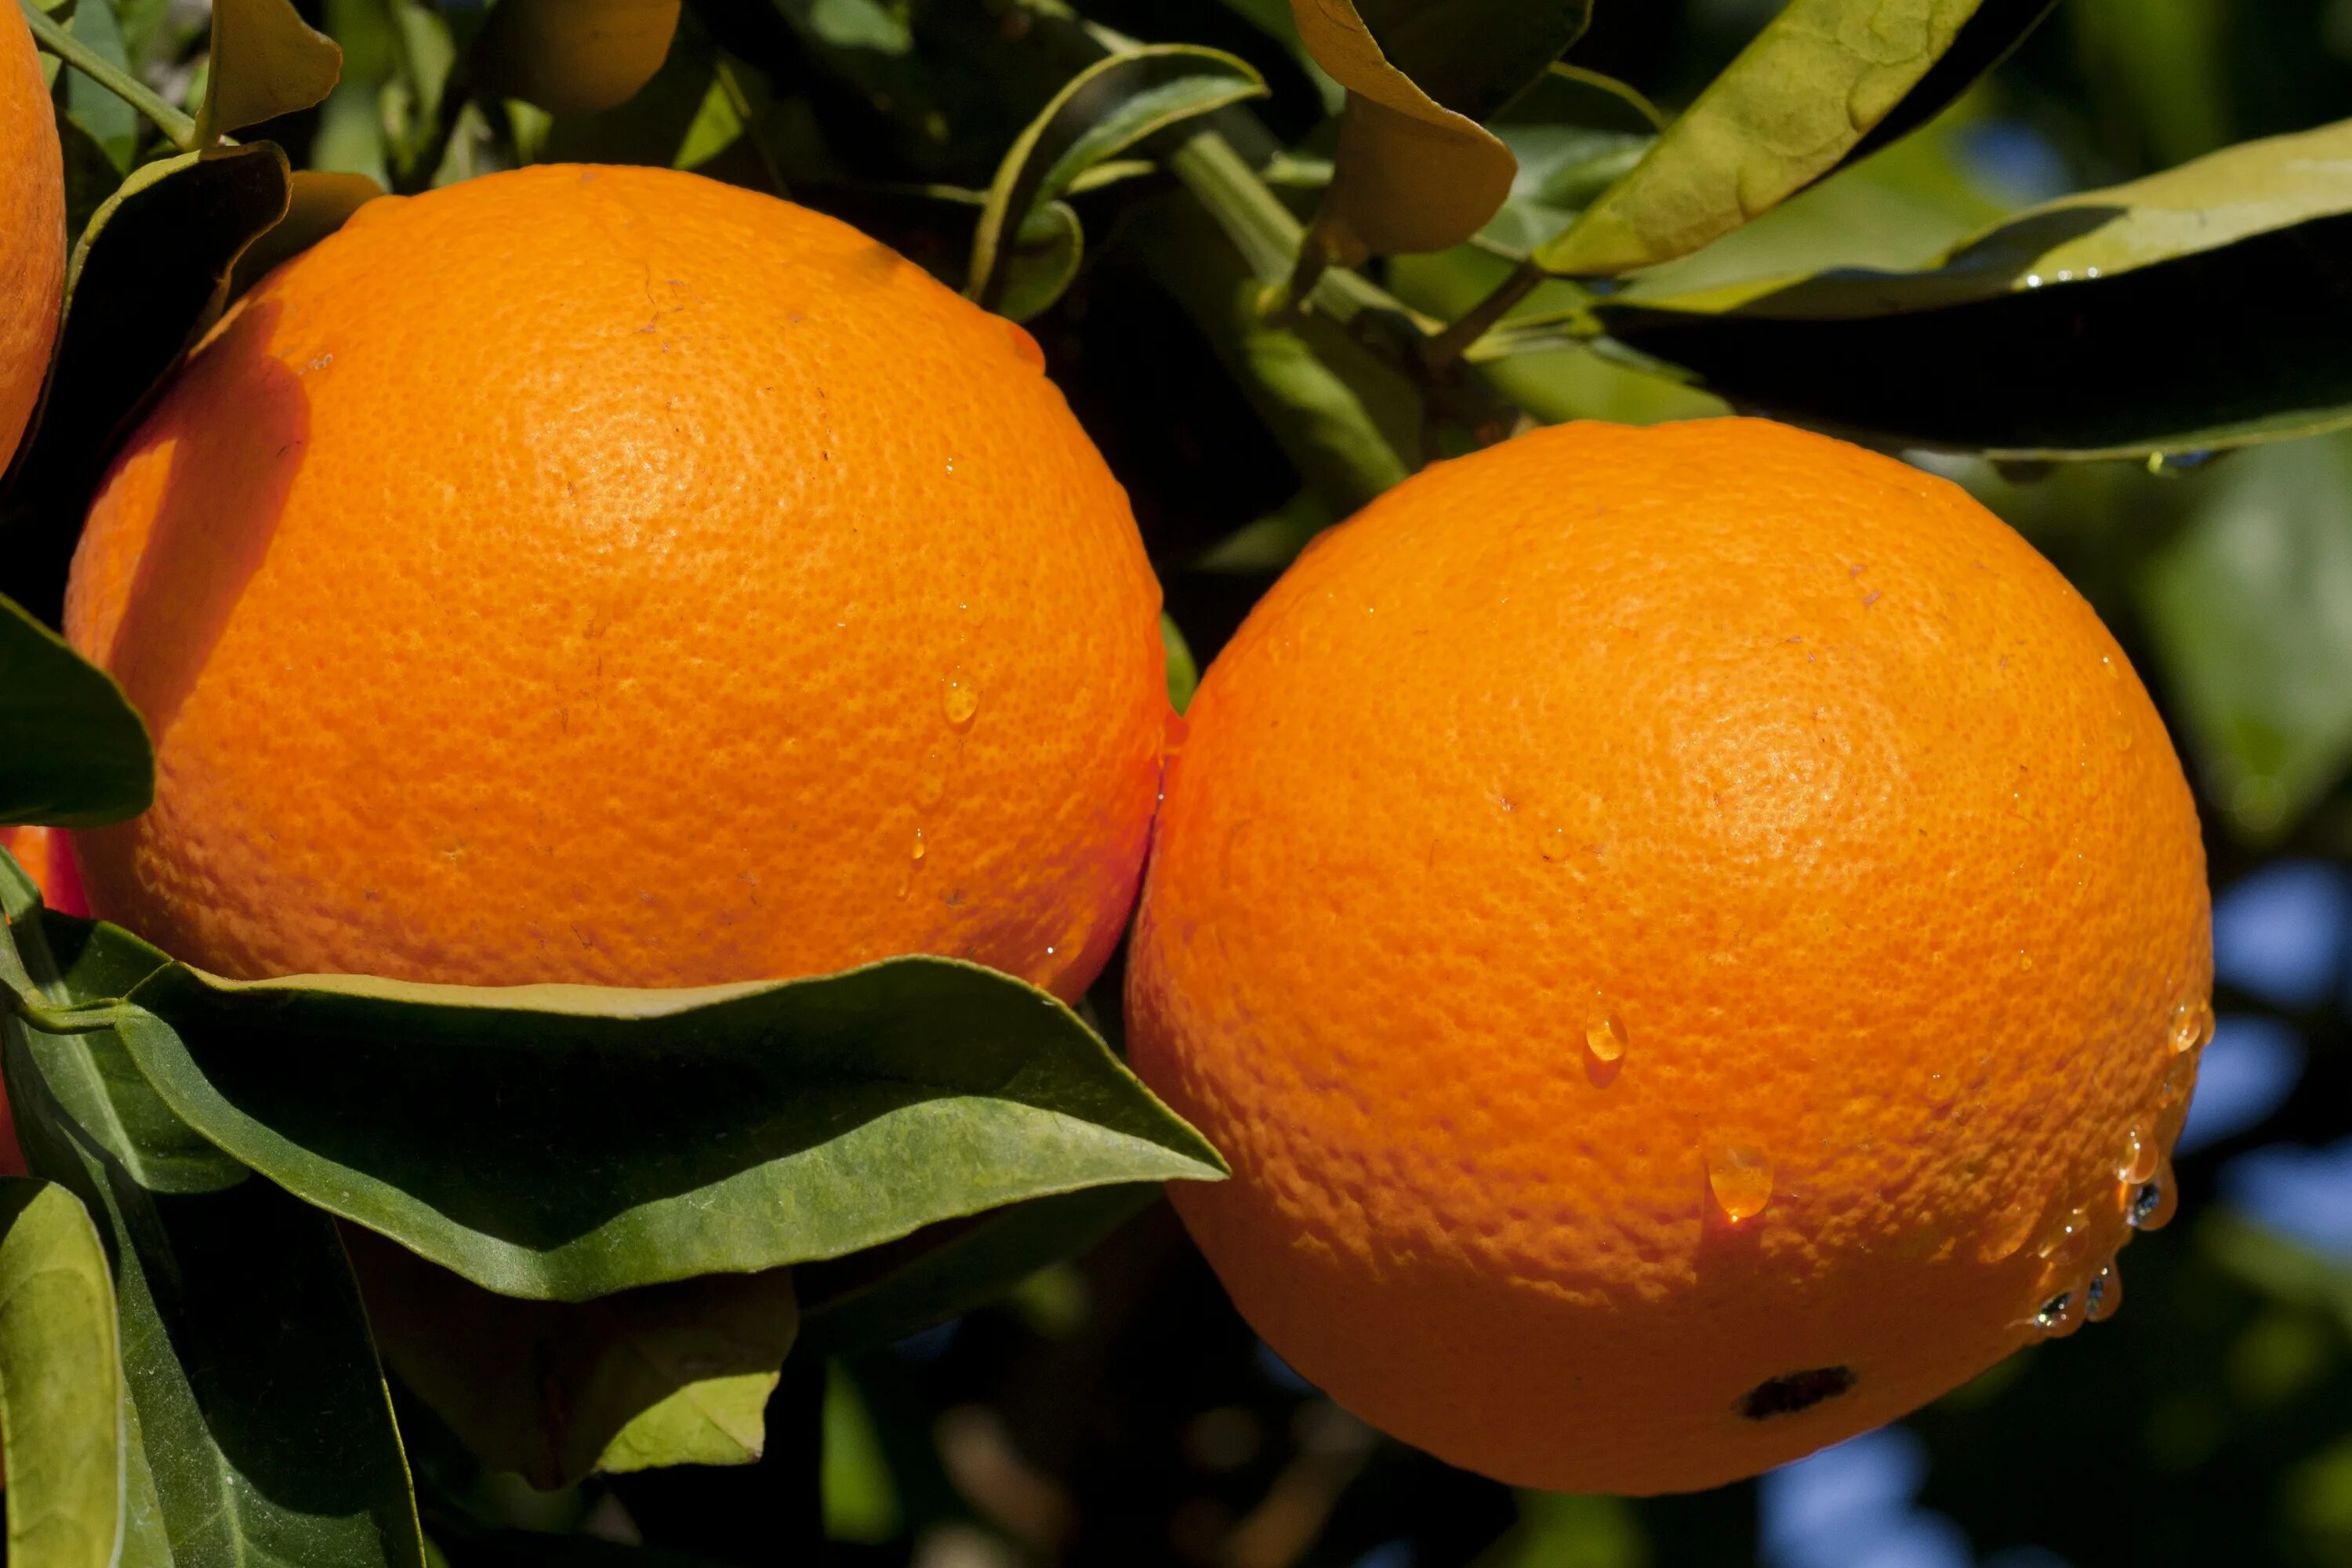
[1127,418,2211,1495]
[0,0,64,466]
[64,164,1168,998]
[0,825,88,918]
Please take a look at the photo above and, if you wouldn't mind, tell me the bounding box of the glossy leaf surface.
[113,956,1224,1301]
[347,1227,794,1490]
[0,1178,123,1568]
[0,594,151,828]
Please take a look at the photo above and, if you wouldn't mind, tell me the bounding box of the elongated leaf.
[473,0,683,116]
[10,915,240,1196]
[230,169,383,299]
[797,1183,1158,1357]
[195,0,343,144]
[0,1178,123,1568]
[0,594,151,828]
[2139,434,2352,841]
[3,927,424,1567]
[61,0,136,174]
[1537,0,1993,276]
[969,45,1266,314]
[109,954,1223,1302]
[0,143,291,626]
[1844,0,2059,164]
[347,1226,793,1490]
[1590,118,2352,457]
[1288,0,1516,256]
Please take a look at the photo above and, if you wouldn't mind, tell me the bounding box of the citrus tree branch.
[17,0,198,151]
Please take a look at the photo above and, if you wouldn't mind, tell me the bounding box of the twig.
[1421,256,1545,371]
[18,0,197,151]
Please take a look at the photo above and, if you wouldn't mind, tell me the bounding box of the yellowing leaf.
[195,0,343,145]
[473,0,685,118]
[1288,0,1515,256]
[1537,0,1985,276]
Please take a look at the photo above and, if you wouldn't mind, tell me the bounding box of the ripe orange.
[0,825,88,918]
[1127,418,2212,1495]
[0,0,64,466]
[64,165,1169,998]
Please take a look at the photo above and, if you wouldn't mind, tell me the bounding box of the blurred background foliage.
[26,0,2352,1563]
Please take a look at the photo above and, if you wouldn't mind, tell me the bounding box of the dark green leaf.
[0,1178,124,1568]
[194,0,343,144]
[1537,0,2002,276]
[472,0,683,117]
[3,927,424,1567]
[1132,195,1410,534]
[796,1184,1158,1358]
[10,914,240,1195]
[347,1226,793,1490]
[0,143,290,627]
[1592,118,2352,456]
[61,0,138,173]
[968,45,1267,315]
[229,169,383,300]
[0,593,151,829]
[2138,434,2352,841]
[111,955,1224,1302]
[1354,0,1591,123]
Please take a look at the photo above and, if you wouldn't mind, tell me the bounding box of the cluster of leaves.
[8,0,2352,1563]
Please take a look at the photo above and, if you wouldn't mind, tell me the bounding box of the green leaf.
[1352,0,1592,123]
[1842,0,2059,165]
[0,143,290,627]
[1286,0,1519,256]
[820,1364,899,1544]
[230,168,384,300]
[1160,614,1199,717]
[61,0,137,173]
[194,0,344,144]
[1537,0,1998,276]
[2138,434,2352,841]
[1592,118,2352,456]
[1475,65,1661,259]
[110,954,1224,1302]
[9,914,241,1195]
[3,929,425,1567]
[345,1225,794,1490]
[0,593,152,828]
[0,1178,124,1568]
[472,0,683,117]
[796,1184,1158,1358]
[1131,195,1411,532]
[967,45,1267,315]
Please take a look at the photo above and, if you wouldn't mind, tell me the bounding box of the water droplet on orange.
[2115,1123,2159,1186]
[911,828,927,862]
[1707,1145,1773,1222]
[2085,1259,2122,1323]
[1540,826,1573,863]
[1979,1192,2041,1263]
[943,674,981,728]
[2036,1204,2095,1267]
[2128,1166,2177,1232]
[2034,1289,2083,1338]
[2168,998,2213,1054]
[1584,993,1626,1065]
